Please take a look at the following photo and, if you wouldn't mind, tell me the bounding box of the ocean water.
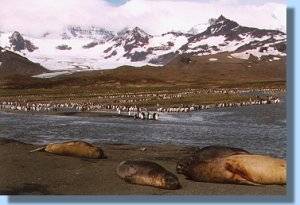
[0,101,287,158]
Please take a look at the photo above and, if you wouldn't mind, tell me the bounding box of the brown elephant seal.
[30,141,106,159]
[177,145,250,174]
[178,154,286,185]
[117,160,181,190]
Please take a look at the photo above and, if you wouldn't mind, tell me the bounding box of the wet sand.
[0,138,286,195]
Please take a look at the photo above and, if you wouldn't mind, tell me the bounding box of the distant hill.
[3,52,285,91]
[0,46,48,77]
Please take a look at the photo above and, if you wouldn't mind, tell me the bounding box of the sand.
[0,138,286,195]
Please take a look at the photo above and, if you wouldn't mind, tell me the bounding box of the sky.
[107,0,287,6]
[0,0,287,36]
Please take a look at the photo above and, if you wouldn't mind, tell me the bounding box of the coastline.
[0,138,286,195]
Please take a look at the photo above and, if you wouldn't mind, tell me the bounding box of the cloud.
[0,0,286,36]
[0,0,113,35]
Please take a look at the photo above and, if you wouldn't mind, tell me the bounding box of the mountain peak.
[132,26,143,32]
[199,15,239,36]
[10,31,23,41]
[214,15,237,26]
[216,15,228,22]
[117,26,152,40]
[9,31,38,52]
[132,27,151,37]
[9,31,26,51]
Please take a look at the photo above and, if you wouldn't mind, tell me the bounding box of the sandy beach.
[0,138,286,195]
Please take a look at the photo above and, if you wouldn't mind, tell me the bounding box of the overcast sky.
[107,0,287,6]
[0,0,287,36]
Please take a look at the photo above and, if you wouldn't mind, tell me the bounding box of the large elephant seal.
[178,154,286,185]
[177,145,250,174]
[30,141,106,159]
[117,160,181,190]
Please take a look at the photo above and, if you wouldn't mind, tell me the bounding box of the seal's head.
[95,147,107,159]
[162,172,181,190]
[117,160,181,190]
[176,155,198,174]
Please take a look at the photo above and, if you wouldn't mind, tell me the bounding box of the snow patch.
[189,36,226,48]
[32,71,73,78]
[273,57,280,61]
[188,23,210,34]
[231,53,250,60]
[208,58,218,62]
[231,45,286,60]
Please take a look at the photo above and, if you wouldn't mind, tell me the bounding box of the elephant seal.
[178,154,286,185]
[117,160,181,190]
[30,141,106,159]
[177,145,250,174]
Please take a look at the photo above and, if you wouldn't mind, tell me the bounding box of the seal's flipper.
[225,162,260,186]
[30,146,46,153]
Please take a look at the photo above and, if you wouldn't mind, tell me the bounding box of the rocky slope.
[0,46,48,76]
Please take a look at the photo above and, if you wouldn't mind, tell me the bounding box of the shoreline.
[0,138,286,195]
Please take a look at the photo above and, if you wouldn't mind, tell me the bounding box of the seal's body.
[179,154,286,185]
[117,160,181,190]
[43,141,105,159]
[193,145,250,160]
[177,145,249,174]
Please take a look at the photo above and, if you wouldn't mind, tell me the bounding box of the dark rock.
[104,46,113,53]
[9,31,38,52]
[149,52,177,65]
[104,50,117,59]
[125,51,148,62]
[272,42,286,52]
[56,45,72,50]
[82,41,98,49]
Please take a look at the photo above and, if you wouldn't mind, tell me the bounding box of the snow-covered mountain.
[0,15,286,73]
[180,15,286,59]
[188,22,211,35]
[60,26,114,41]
